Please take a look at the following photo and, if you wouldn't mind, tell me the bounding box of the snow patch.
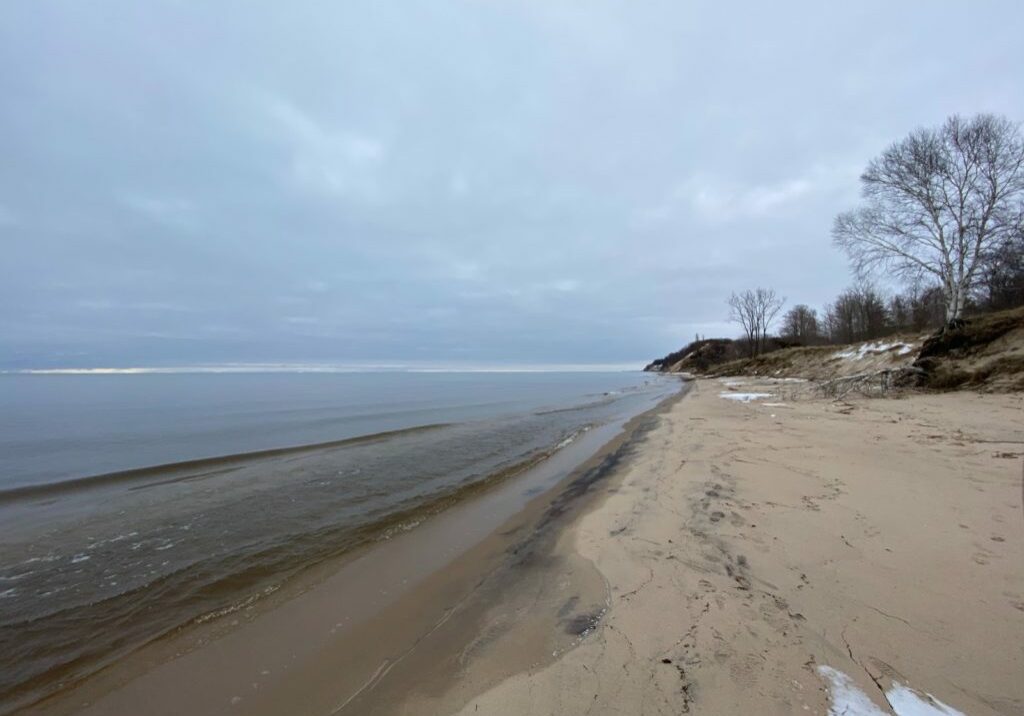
[762,402,789,408]
[719,392,773,402]
[885,683,966,716]
[817,666,968,716]
[832,342,916,361]
[817,666,888,715]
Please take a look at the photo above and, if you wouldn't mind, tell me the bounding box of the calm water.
[0,371,676,711]
[2,371,661,491]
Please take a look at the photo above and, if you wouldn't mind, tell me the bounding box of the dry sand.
[422,380,1024,715]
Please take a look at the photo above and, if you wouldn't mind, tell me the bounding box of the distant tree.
[728,288,785,356]
[754,288,786,354]
[908,285,947,331]
[728,291,758,356]
[780,304,819,343]
[885,283,946,332]
[823,285,889,343]
[978,229,1024,310]
[823,299,851,344]
[833,114,1024,324]
[888,294,912,331]
[857,285,889,339]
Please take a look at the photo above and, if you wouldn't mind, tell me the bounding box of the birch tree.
[833,114,1024,323]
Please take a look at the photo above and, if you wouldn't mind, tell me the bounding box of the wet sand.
[20,384,685,715]
[433,379,1024,715]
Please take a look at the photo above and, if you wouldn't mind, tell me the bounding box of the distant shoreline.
[2,363,648,375]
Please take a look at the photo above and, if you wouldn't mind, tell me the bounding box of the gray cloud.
[2,1,1022,368]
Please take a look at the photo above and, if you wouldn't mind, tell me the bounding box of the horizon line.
[4,361,649,376]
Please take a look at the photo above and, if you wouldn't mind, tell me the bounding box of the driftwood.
[815,367,925,400]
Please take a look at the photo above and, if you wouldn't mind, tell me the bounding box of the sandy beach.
[416,379,1024,715]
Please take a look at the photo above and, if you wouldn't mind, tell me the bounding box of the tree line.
[728,113,1024,356]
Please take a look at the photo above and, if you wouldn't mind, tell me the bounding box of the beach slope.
[440,380,1024,715]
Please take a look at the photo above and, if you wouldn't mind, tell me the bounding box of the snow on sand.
[817,665,967,716]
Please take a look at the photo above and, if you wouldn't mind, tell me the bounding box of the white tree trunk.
[945,282,965,323]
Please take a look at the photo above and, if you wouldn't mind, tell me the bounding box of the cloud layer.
[2,1,1022,368]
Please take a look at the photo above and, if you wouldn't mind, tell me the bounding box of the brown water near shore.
[21,383,686,715]
[3,377,678,713]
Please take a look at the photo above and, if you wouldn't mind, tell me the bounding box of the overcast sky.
[2,1,1022,369]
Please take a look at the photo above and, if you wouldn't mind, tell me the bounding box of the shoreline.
[18,376,1022,715]
[434,378,1023,715]
[352,382,688,714]
[17,380,686,715]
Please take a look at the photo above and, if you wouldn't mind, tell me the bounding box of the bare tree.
[728,290,758,356]
[780,304,819,343]
[729,288,785,356]
[833,114,1024,323]
[908,284,947,330]
[978,227,1024,310]
[888,294,912,331]
[754,288,785,354]
[823,284,889,343]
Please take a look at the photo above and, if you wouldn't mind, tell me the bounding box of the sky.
[1,1,1022,370]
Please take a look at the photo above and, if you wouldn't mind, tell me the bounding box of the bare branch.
[833,113,1024,322]
[728,288,785,356]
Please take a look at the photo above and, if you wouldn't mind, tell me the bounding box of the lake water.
[0,370,677,711]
